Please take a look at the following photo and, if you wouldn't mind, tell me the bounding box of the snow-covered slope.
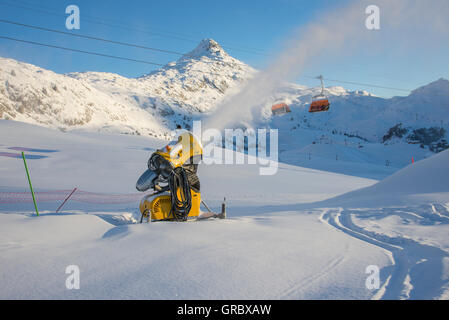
[366,148,449,195]
[260,79,449,176]
[1,39,447,146]
[0,39,255,138]
[0,57,170,138]
[1,38,448,185]
[263,78,449,143]
[323,148,449,207]
[69,39,255,130]
[1,121,448,300]
[0,121,388,300]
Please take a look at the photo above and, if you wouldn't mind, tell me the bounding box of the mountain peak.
[410,78,449,97]
[186,38,227,59]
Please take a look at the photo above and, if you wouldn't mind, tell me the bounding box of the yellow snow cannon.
[136,131,225,222]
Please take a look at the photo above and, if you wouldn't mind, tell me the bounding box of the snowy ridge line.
[0,190,143,204]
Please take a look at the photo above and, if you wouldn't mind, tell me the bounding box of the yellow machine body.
[154,131,203,169]
[139,189,201,221]
[137,131,204,222]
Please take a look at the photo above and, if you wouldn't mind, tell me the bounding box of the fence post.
[56,188,78,213]
[21,152,39,216]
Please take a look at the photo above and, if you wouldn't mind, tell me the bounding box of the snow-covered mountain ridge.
[0,39,255,138]
[0,38,448,146]
[264,78,449,143]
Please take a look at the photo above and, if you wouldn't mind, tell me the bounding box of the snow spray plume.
[203,0,449,134]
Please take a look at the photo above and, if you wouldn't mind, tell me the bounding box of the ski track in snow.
[279,252,346,299]
[70,204,449,300]
[321,204,449,300]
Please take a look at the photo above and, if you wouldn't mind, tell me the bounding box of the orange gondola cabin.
[309,75,331,113]
[271,103,291,115]
[309,99,330,113]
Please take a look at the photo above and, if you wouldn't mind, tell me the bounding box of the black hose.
[168,166,192,221]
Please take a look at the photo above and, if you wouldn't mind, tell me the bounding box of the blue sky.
[0,0,447,97]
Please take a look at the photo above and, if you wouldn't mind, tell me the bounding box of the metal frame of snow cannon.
[197,198,226,221]
[139,193,226,223]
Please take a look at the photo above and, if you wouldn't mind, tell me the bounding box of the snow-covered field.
[1,120,448,299]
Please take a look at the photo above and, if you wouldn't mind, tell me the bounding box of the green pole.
[21,152,39,216]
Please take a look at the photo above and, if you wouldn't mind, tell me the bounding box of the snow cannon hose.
[168,166,192,221]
